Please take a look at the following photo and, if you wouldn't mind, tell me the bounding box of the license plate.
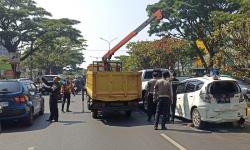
[0,102,8,107]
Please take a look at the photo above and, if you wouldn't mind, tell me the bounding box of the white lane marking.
[27,147,35,150]
[160,133,187,150]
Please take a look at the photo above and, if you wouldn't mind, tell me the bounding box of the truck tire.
[142,91,148,111]
[92,110,98,119]
[125,111,132,117]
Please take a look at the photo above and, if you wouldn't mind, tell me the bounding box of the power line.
[84,49,129,51]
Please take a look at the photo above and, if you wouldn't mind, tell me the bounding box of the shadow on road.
[99,110,155,127]
[199,122,250,133]
[72,111,91,114]
[58,120,85,125]
[175,117,250,133]
[1,113,50,133]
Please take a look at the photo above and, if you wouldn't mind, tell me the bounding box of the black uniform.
[145,78,157,121]
[42,78,60,122]
[170,78,179,122]
[49,84,60,121]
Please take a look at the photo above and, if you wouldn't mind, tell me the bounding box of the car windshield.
[144,70,163,80]
[0,81,21,93]
[43,76,57,82]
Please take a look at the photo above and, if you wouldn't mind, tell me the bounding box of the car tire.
[26,110,34,126]
[39,99,45,115]
[192,108,203,129]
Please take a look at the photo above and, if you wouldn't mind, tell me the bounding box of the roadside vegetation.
[0,0,87,77]
[117,0,250,78]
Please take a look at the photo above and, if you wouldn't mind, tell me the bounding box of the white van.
[175,76,247,128]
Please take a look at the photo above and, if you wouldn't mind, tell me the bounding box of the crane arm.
[102,10,162,61]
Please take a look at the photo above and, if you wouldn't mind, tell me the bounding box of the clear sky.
[35,0,160,69]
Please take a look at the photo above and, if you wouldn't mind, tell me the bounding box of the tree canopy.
[146,0,242,70]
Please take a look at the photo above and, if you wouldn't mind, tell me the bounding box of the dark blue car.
[0,79,44,125]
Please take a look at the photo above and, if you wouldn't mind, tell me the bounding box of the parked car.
[237,80,250,106]
[175,75,247,128]
[220,75,250,105]
[0,78,44,125]
[139,68,170,110]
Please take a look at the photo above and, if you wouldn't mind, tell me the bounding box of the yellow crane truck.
[85,10,163,118]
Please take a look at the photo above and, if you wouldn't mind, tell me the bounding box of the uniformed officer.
[145,72,158,122]
[153,71,172,130]
[61,78,74,112]
[170,72,179,124]
[42,76,61,123]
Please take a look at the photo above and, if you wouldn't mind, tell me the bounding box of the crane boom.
[102,10,162,62]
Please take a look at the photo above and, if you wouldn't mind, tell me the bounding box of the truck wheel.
[92,110,98,119]
[87,95,91,110]
[125,111,132,117]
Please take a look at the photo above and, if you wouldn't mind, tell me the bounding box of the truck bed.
[86,71,141,102]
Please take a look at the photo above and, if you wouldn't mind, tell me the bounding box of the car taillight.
[200,92,211,103]
[14,95,28,103]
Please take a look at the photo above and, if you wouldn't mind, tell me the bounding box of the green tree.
[21,37,86,75]
[20,18,83,61]
[0,0,50,53]
[117,37,193,72]
[146,0,241,70]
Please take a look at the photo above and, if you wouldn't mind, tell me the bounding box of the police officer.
[153,71,172,130]
[170,72,179,124]
[61,78,74,112]
[42,76,61,123]
[145,72,158,122]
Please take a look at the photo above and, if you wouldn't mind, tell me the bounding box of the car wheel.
[192,108,203,129]
[26,110,34,126]
[39,99,45,115]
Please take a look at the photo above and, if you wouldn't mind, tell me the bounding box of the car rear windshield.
[210,81,240,94]
[0,81,21,93]
[42,76,57,82]
[144,70,163,79]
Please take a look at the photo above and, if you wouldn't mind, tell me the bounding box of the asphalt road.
[1,94,250,150]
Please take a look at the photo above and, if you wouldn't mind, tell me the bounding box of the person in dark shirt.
[145,72,158,122]
[170,72,179,124]
[42,76,61,123]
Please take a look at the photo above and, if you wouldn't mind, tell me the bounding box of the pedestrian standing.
[145,72,158,122]
[61,78,74,112]
[81,77,86,112]
[42,76,61,123]
[153,71,173,130]
[170,72,179,124]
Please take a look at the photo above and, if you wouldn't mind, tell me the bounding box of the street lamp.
[100,37,117,50]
